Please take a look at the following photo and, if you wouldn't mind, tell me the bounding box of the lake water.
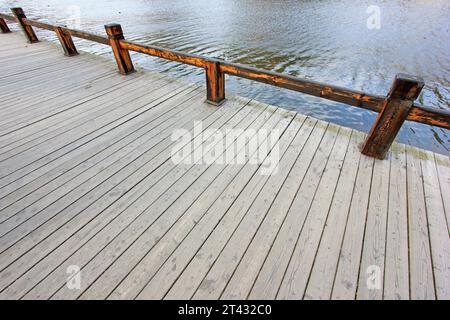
[1,0,449,155]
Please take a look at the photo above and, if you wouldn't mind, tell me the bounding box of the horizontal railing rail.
[1,8,449,159]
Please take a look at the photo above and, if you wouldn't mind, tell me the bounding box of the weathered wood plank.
[0,94,224,298]
[331,154,374,299]
[20,98,252,299]
[246,122,336,299]
[304,131,363,299]
[356,155,391,299]
[0,85,197,255]
[0,18,10,33]
[0,87,201,217]
[383,144,409,300]
[0,78,186,190]
[10,8,38,43]
[205,60,225,105]
[421,151,450,299]
[241,127,349,300]
[36,101,264,299]
[104,24,134,75]
[406,146,435,299]
[161,115,307,300]
[0,74,161,146]
[0,86,198,236]
[54,26,78,57]
[120,40,206,68]
[0,74,141,157]
[82,104,286,299]
[105,106,289,299]
[361,74,424,159]
[433,153,450,233]
[0,31,448,301]
[204,117,317,300]
[136,110,297,300]
[0,68,118,129]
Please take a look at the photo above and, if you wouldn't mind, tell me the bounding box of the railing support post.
[205,60,225,105]
[0,18,10,33]
[55,26,78,56]
[104,23,135,75]
[11,7,38,43]
[361,74,424,159]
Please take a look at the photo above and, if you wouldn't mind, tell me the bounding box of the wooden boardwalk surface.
[0,32,449,300]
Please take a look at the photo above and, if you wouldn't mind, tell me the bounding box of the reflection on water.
[1,0,449,155]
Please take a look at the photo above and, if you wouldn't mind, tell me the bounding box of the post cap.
[10,7,24,13]
[389,73,424,101]
[104,23,124,38]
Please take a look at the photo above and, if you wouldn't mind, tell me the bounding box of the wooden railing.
[1,8,449,159]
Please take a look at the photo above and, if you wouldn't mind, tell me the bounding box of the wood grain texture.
[0,18,10,33]
[205,60,225,105]
[120,40,206,68]
[104,24,135,75]
[0,31,448,301]
[11,8,38,43]
[361,74,424,159]
[54,26,78,57]
[406,146,435,299]
[383,144,409,300]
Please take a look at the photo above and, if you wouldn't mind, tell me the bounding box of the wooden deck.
[0,32,449,300]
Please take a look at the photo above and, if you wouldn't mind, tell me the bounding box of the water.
[2,0,449,155]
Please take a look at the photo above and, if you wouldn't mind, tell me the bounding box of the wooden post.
[205,60,225,105]
[104,23,135,75]
[361,74,424,159]
[11,7,38,43]
[55,26,78,56]
[0,18,10,33]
